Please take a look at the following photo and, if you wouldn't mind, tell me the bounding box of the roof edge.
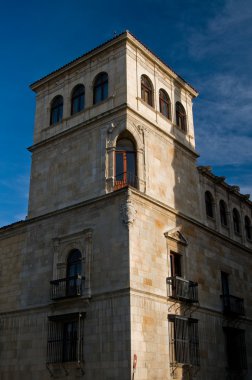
[30,30,198,97]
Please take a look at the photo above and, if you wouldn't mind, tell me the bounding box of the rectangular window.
[223,327,247,370]
[47,313,85,364]
[170,251,182,277]
[168,315,200,367]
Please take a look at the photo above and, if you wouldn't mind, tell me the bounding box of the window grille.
[47,313,85,364]
[168,315,200,367]
[223,327,247,370]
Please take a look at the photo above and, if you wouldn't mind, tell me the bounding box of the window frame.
[175,101,187,132]
[71,84,85,115]
[233,208,241,235]
[168,315,200,367]
[47,312,85,364]
[50,95,63,125]
[223,327,247,371]
[114,136,137,190]
[244,215,251,240]
[205,191,214,218]
[159,89,171,119]
[93,72,108,104]
[170,251,182,277]
[141,75,153,107]
[219,199,228,227]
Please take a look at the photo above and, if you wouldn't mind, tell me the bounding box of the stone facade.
[0,31,251,380]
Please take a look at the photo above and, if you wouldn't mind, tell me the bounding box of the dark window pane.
[93,72,108,104]
[205,191,214,218]
[50,96,63,125]
[116,152,124,180]
[220,200,228,226]
[141,75,153,106]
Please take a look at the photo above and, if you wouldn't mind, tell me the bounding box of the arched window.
[175,101,187,132]
[141,75,153,106]
[205,191,214,218]
[71,84,85,115]
[245,216,251,240]
[115,133,137,190]
[50,95,63,125]
[93,72,108,104]
[159,89,171,119]
[219,200,228,226]
[66,249,82,296]
[233,208,241,235]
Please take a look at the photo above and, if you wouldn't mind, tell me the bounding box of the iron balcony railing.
[220,294,245,316]
[114,172,139,190]
[167,276,198,303]
[50,275,85,300]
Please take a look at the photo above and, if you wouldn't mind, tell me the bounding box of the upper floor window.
[66,249,82,297]
[170,251,182,277]
[50,95,63,125]
[219,199,228,226]
[50,249,83,300]
[159,89,171,119]
[114,133,137,190]
[244,216,251,240]
[93,72,108,104]
[141,75,153,106]
[175,101,187,132]
[71,84,85,115]
[205,191,214,218]
[233,208,241,235]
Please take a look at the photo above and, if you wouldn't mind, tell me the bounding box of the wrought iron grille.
[50,275,85,300]
[223,327,247,370]
[114,172,138,190]
[169,315,200,367]
[166,276,198,303]
[47,313,85,364]
[220,294,245,316]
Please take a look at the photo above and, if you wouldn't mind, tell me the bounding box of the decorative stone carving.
[120,199,137,227]
[164,226,188,245]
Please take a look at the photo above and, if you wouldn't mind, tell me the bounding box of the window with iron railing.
[50,249,85,300]
[220,271,245,315]
[223,327,247,371]
[47,313,85,364]
[166,276,198,303]
[50,275,85,300]
[168,315,200,367]
[114,136,138,190]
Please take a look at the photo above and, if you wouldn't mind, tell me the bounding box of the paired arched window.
[233,208,241,235]
[115,133,137,190]
[66,249,82,296]
[219,200,228,226]
[50,95,63,125]
[205,191,214,218]
[159,89,171,119]
[141,75,153,106]
[71,84,85,115]
[175,101,187,132]
[245,216,251,240]
[93,72,108,104]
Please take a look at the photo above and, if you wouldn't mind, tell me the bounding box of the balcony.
[114,172,138,190]
[50,275,85,300]
[220,294,245,316]
[167,276,198,303]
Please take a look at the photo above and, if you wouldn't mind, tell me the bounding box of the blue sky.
[0,0,251,226]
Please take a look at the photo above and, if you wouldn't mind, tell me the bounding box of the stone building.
[0,31,251,380]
